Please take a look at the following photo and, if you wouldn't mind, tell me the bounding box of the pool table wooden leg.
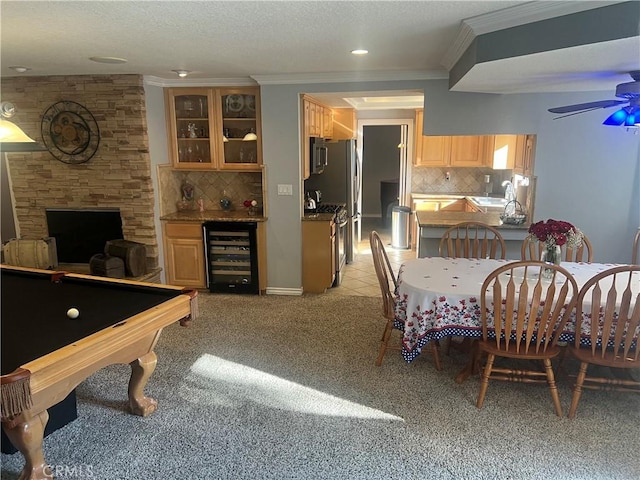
[128,351,158,417]
[2,409,52,480]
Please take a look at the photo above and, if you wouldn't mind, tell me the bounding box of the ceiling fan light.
[624,112,636,126]
[603,109,628,126]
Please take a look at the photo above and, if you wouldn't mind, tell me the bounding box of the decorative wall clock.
[41,100,100,164]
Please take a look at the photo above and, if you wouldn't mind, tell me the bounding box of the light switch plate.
[277,184,293,196]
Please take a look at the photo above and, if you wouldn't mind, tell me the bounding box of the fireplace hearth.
[45,208,124,264]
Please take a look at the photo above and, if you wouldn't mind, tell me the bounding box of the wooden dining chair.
[521,234,593,263]
[369,230,441,370]
[476,261,578,416]
[566,265,640,419]
[632,229,640,264]
[439,222,506,259]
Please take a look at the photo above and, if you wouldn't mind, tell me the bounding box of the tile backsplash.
[158,166,263,215]
[411,166,512,195]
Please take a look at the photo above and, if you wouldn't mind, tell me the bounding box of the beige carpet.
[1,293,639,479]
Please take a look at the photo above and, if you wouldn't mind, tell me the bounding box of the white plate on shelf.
[225,95,244,113]
[245,95,255,113]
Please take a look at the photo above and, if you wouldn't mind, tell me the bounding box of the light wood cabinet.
[165,87,262,171]
[302,219,336,293]
[415,110,446,166]
[301,95,357,179]
[331,108,356,140]
[450,136,487,167]
[218,87,262,171]
[322,106,333,138]
[163,222,206,288]
[415,110,534,171]
[415,110,485,167]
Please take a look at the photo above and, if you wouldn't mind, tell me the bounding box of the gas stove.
[316,203,348,224]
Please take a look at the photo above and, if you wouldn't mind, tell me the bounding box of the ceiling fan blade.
[548,100,626,114]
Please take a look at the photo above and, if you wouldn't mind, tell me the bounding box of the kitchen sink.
[468,196,509,208]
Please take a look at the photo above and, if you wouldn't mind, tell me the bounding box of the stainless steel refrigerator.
[304,139,361,263]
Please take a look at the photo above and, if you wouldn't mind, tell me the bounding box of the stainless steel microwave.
[310,137,328,174]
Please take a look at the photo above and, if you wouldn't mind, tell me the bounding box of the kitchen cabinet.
[165,88,216,170]
[449,136,487,167]
[302,219,336,293]
[218,87,262,171]
[165,87,262,171]
[415,135,485,167]
[484,134,536,171]
[301,95,357,179]
[162,222,206,288]
[322,106,334,138]
[415,109,447,166]
[331,108,356,140]
[414,110,485,167]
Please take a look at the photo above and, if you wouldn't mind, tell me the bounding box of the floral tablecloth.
[394,257,626,363]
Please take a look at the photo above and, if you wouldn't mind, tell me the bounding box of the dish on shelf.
[225,95,244,113]
[245,95,255,113]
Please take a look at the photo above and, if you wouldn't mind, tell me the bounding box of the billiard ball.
[67,308,80,319]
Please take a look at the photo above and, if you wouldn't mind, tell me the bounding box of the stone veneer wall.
[2,75,159,270]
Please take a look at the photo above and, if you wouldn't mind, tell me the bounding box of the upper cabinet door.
[450,136,486,167]
[166,88,217,170]
[218,87,262,171]
[165,87,262,171]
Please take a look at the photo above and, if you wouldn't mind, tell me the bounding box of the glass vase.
[540,244,561,279]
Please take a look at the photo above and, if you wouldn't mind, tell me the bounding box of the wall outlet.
[445,171,451,181]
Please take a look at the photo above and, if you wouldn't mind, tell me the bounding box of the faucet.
[502,180,516,202]
[502,180,516,216]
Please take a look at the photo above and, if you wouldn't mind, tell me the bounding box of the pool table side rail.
[6,293,193,417]
[0,265,197,419]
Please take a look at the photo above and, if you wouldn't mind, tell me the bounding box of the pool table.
[0,265,197,480]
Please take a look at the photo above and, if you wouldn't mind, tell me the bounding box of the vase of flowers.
[244,199,258,216]
[526,219,583,278]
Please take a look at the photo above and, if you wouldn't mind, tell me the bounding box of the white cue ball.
[67,308,80,319]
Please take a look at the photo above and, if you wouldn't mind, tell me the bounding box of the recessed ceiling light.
[9,66,30,73]
[351,49,368,55]
[89,56,128,64]
[172,70,190,78]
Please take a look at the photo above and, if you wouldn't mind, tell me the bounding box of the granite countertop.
[160,210,267,222]
[302,213,335,222]
[415,210,529,230]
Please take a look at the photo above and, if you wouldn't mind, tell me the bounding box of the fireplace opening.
[45,208,124,264]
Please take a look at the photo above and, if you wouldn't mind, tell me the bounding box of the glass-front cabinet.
[165,87,261,171]
[166,88,216,170]
[217,87,261,170]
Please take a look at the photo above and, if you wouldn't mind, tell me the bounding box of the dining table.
[394,257,634,376]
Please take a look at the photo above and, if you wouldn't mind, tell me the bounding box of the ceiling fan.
[548,71,640,127]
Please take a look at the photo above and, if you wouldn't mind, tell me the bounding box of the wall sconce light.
[0,102,46,152]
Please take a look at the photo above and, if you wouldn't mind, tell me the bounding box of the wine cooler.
[204,221,259,294]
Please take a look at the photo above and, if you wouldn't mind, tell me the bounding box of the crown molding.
[250,70,447,86]
[441,1,619,71]
[144,75,258,88]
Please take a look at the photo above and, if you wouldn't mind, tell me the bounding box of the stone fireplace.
[1,74,160,271]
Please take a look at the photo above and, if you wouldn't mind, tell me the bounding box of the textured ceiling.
[1,1,638,108]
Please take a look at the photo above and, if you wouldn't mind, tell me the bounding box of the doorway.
[355,118,414,245]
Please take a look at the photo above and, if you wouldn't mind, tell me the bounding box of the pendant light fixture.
[0,102,46,152]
